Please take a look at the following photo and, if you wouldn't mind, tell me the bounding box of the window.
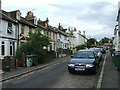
[49,31,51,38]
[10,42,15,56]
[59,34,61,38]
[21,25,24,34]
[7,22,13,34]
[45,23,48,28]
[16,12,21,20]
[53,33,55,39]
[1,42,5,55]
[119,31,120,37]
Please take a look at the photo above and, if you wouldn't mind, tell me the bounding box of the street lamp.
[43,46,47,50]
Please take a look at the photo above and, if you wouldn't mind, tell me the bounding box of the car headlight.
[68,64,75,67]
[86,64,94,67]
[97,52,101,56]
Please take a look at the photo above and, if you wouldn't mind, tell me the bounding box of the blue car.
[68,50,99,74]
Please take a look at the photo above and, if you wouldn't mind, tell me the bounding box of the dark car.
[113,51,120,56]
[68,50,99,74]
[110,48,115,56]
[97,46,106,54]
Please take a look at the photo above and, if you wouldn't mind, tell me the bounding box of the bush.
[16,42,31,60]
[75,44,86,51]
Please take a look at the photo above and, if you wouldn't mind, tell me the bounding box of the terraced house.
[57,23,69,57]
[0,9,88,60]
[113,2,120,51]
[0,10,37,59]
[37,17,57,52]
[0,10,18,59]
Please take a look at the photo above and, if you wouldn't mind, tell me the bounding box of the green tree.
[28,28,50,56]
[16,28,50,61]
[16,42,31,60]
[75,44,86,51]
[87,38,97,48]
[99,37,111,44]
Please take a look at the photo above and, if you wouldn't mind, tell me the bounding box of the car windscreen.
[114,51,120,55]
[89,48,101,53]
[94,49,101,53]
[74,51,94,59]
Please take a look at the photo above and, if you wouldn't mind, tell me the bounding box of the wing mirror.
[71,55,74,58]
[95,55,99,58]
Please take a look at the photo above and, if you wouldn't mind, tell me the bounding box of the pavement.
[0,51,120,89]
[99,50,120,89]
[0,56,70,83]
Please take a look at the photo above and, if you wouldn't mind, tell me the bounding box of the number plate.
[75,66,85,71]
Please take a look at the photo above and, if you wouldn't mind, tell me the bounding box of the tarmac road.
[2,58,99,88]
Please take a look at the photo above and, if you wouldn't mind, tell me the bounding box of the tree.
[16,42,31,60]
[75,44,86,51]
[16,28,50,61]
[87,38,97,48]
[28,28,50,56]
[99,37,111,44]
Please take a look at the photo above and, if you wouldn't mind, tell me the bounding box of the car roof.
[78,49,94,52]
[89,47,101,49]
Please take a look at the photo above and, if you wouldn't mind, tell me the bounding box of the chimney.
[58,23,61,30]
[83,31,85,36]
[46,17,49,22]
[25,11,37,24]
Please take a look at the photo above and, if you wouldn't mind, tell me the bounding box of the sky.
[1,0,119,40]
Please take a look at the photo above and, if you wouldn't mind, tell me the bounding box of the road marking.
[97,54,106,89]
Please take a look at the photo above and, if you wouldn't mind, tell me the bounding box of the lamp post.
[43,46,47,50]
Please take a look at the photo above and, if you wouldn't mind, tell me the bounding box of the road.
[2,54,105,88]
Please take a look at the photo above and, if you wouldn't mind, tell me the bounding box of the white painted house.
[67,28,88,53]
[72,30,88,47]
[56,23,69,57]
[113,25,120,51]
[0,10,18,59]
[114,2,120,51]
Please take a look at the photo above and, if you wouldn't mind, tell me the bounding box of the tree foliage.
[16,28,50,60]
[28,28,50,55]
[75,44,86,51]
[100,37,110,43]
[16,42,31,60]
[87,38,97,48]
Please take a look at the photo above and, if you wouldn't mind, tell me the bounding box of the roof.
[37,24,47,30]
[57,29,68,36]
[78,49,94,52]
[48,25,57,33]
[1,10,17,23]
[20,17,36,28]
[2,10,36,28]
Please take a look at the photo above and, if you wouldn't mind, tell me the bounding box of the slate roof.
[1,10,17,23]
[1,10,36,28]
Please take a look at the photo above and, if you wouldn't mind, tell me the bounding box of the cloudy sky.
[1,0,119,40]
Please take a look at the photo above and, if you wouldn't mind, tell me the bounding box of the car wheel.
[68,70,73,74]
[93,69,97,74]
[97,63,100,68]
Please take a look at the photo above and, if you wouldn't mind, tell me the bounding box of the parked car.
[68,49,99,74]
[113,51,120,56]
[89,47,103,62]
[110,48,115,56]
[96,46,106,54]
